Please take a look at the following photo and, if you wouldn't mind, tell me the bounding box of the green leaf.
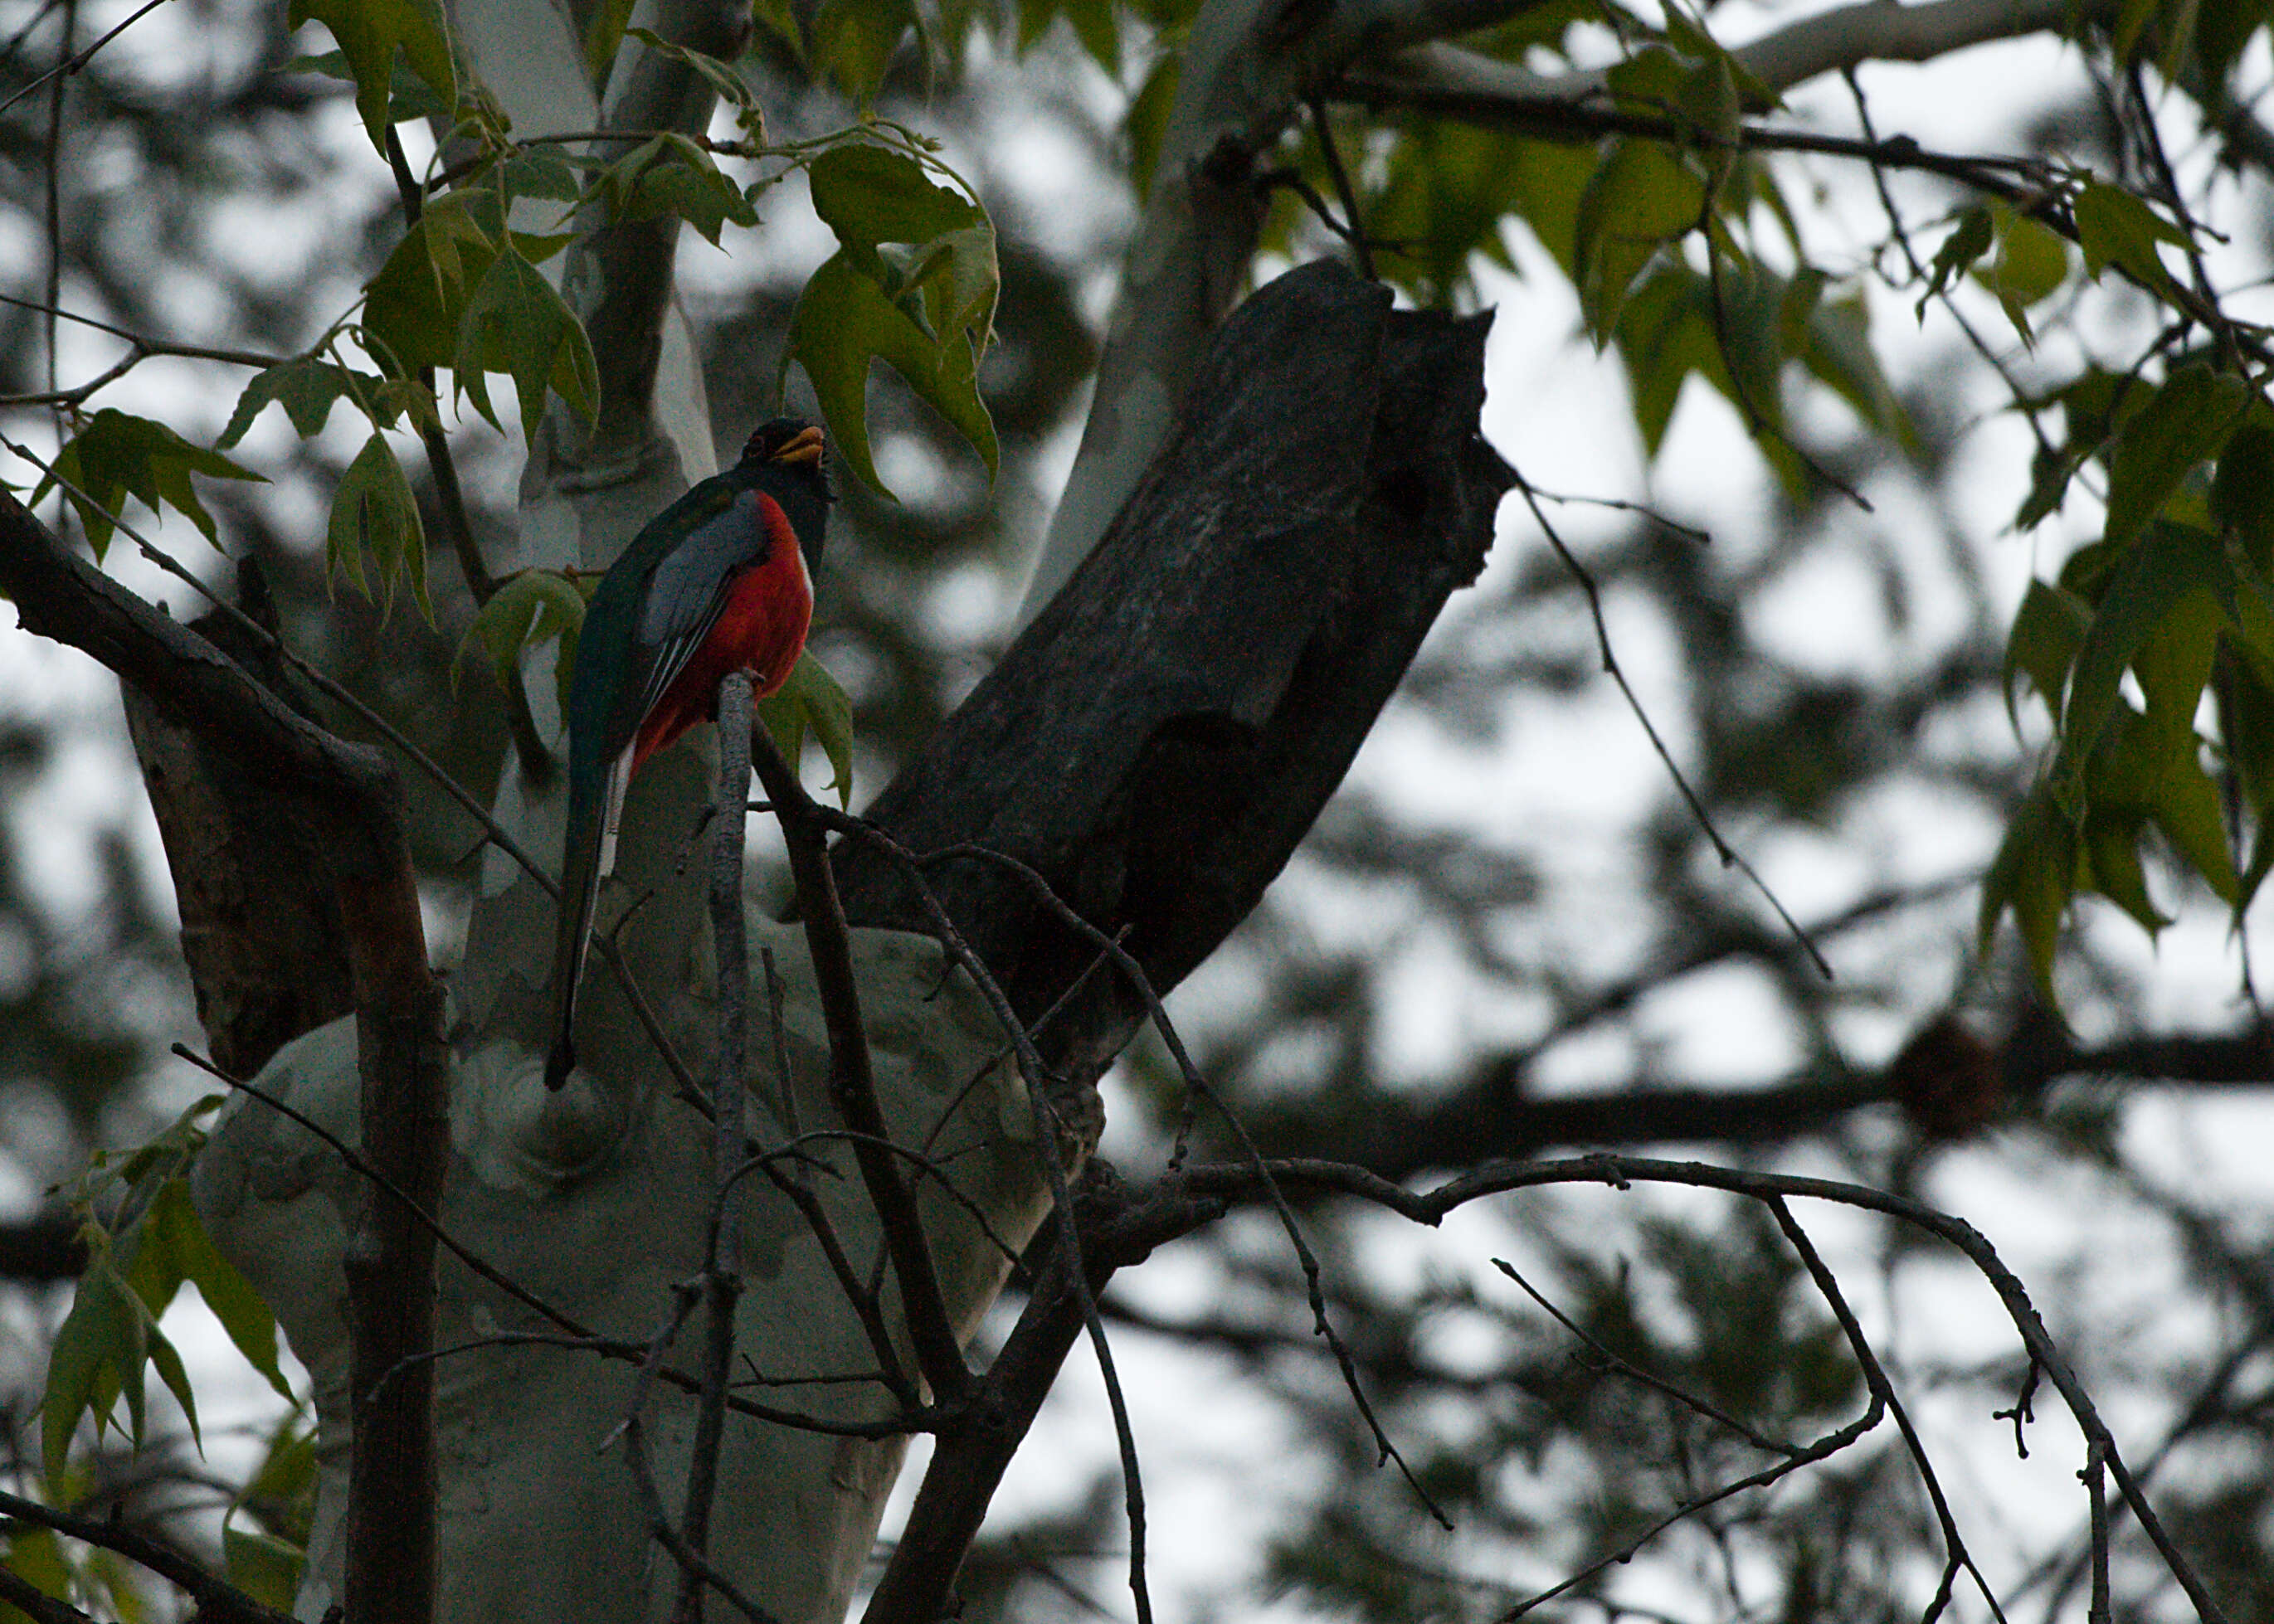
[1573,139,1706,344]
[2081,804,2165,932]
[36,411,264,562]
[1919,207,1993,314]
[584,0,637,88]
[790,145,998,489]
[2103,362,2248,548]
[1676,57,1740,149]
[500,146,588,205]
[1662,9,1780,110]
[2152,742,2236,900]
[2220,650,2274,822]
[1061,0,1121,75]
[219,357,387,448]
[2073,180,2191,304]
[750,0,803,56]
[624,28,766,142]
[224,1528,308,1610]
[2004,577,2092,727]
[2213,420,2274,570]
[811,0,916,102]
[363,206,500,377]
[2016,441,2083,531]
[2164,0,2208,90]
[2056,522,2232,795]
[1366,122,1543,303]
[600,134,760,246]
[1973,203,2071,346]
[2114,0,2160,61]
[286,0,456,153]
[144,1312,201,1452]
[455,246,599,439]
[459,568,588,716]
[42,1262,153,1485]
[1616,265,1719,455]
[787,251,998,497]
[1795,283,1913,450]
[809,143,983,264]
[2087,704,2237,905]
[1979,780,2077,1001]
[328,433,431,621]
[758,651,856,807]
[1604,43,1689,114]
[129,1181,289,1398]
[2,1526,73,1612]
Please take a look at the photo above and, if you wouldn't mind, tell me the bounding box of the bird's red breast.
[629,489,814,777]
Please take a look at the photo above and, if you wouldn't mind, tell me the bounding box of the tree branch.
[0,492,446,1624]
[1170,1152,2234,1622]
[751,729,972,1406]
[0,1489,298,1624]
[671,671,756,1624]
[861,1171,1223,1624]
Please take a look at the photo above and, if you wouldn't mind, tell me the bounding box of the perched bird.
[544,419,832,1090]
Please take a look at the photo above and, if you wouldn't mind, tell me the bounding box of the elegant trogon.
[544,418,832,1090]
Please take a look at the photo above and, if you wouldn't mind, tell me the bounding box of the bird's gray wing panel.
[639,494,768,644]
[603,494,768,748]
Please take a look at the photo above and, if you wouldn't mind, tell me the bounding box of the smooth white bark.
[197,925,1062,1623]
[202,7,1075,1622]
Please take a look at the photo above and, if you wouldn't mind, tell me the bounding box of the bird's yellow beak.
[771,425,826,466]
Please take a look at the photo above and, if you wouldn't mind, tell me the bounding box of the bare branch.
[1766,1196,2010,1624]
[749,728,972,1405]
[671,671,756,1624]
[0,1489,297,1624]
[1174,1153,2237,1623]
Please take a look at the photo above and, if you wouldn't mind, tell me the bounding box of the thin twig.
[173,1044,582,1338]
[41,0,71,418]
[1168,1154,2230,1624]
[0,1488,297,1624]
[1492,1257,1799,1456]
[903,834,1451,1529]
[175,1044,908,1436]
[748,727,972,1405]
[0,434,694,1084]
[617,1289,786,1624]
[0,0,170,119]
[1517,480,1712,545]
[0,289,285,369]
[1498,1387,1884,1617]
[790,813,1156,1621]
[2083,1437,2111,1624]
[1842,71,2057,465]
[1697,212,1873,512]
[1767,1195,2010,1624]
[1509,467,1833,978]
[1307,95,1376,280]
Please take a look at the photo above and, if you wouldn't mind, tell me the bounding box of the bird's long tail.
[544,751,630,1090]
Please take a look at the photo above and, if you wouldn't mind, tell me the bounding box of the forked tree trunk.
[171,260,1508,1622]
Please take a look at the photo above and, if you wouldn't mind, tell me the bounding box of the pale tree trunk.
[167,4,1503,1624]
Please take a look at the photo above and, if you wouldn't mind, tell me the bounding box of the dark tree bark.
[119,560,353,1080]
[835,260,1513,1073]
[0,495,446,1624]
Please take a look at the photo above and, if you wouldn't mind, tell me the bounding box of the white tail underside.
[598,748,632,878]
